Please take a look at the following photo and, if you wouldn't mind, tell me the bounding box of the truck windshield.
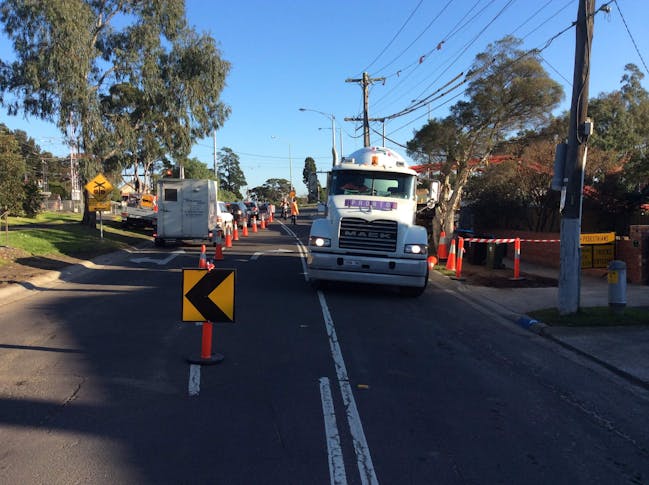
[330,170,415,199]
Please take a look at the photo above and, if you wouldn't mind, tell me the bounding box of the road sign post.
[182,268,236,365]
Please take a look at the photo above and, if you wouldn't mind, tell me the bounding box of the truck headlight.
[404,244,427,255]
[309,236,331,248]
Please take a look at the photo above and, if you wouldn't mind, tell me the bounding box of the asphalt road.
[1,216,648,484]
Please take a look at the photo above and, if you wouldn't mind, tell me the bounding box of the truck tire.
[154,237,165,247]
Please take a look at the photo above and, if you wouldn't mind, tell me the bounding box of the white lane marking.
[317,291,379,485]
[320,377,348,485]
[251,252,263,261]
[130,249,185,265]
[188,364,201,396]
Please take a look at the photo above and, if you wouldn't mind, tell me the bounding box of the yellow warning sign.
[182,269,236,322]
[88,198,111,212]
[580,232,615,245]
[85,174,114,201]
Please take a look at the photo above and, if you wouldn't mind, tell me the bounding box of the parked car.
[227,201,248,226]
[216,201,234,232]
[244,201,260,222]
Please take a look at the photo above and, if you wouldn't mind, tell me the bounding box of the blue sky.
[1,0,647,194]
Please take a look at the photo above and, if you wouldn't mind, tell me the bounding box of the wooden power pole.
[345,72,385,147]
[558,0,595,314]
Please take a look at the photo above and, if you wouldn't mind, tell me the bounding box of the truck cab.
[307,146,429,296]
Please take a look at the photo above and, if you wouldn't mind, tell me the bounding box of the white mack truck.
[307,146,429,296]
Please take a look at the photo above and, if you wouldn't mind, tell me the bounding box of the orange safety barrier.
[445,239,456,271]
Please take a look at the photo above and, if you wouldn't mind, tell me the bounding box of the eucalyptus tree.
[0,0,230,223]
[302,156,320,202]
[0,126,26,213]
[406,36,563,248]
[217,147,247,199]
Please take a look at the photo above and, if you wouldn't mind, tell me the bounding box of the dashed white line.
[188,364,201,396]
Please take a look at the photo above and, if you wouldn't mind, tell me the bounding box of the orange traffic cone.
[427,255,437,270]
[213,232,224,261]
[445,239,456,271]
[233,222,239,241]
[198,244,207,268]
[242,219,249,236]
[252,217,258,233]
[437,231,448,261]
[269,209,274,223]
[260,215,266,230]
[225,226,233,248]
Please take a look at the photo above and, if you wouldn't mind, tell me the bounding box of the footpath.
[430,257,649,390]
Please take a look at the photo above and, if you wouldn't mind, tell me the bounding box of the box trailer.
[154,179,224,246]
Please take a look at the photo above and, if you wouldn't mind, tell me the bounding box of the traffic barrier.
[233,221,239,241]
[445,239,456,271]
[224,226,233,248]
[452,237,465,280]
[437,231,448,260]
[252,217,258,233]
[242,218,249,237]
[198,244,207,268]
[509,237,524,280]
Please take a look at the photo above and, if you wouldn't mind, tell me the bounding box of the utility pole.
[213,129,218,201]
[345,72,385,147]
[558,0,594,315]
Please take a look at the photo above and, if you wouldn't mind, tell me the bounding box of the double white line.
[292,230,378,485]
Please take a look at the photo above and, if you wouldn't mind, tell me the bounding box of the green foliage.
[21,180,43,217]
[181,157,216,180]
[302,157,320,203]
[218,147,246,199]
[0,0,231,217]
[249,178,291,202]
[407,35,563,243]
[0,127,26,214]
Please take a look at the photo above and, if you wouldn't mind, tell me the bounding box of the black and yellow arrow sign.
[182,269,236,322]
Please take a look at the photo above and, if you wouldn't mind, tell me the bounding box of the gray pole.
[558,0,594,315]
[214,129,218,202]
[331,116,337,167]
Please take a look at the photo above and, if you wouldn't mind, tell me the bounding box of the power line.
[360,0,424,74]
[614,0,648,75]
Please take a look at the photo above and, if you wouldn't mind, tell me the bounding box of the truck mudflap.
[307,251,428,288]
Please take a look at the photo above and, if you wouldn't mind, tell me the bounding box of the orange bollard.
[233,222,239,241]
[252,217,258,233]
[198,244,207,268]
[445,239,456,271]
[242,218,249,236]
[509,237,524,280]
[453,237,465,280]
[437,231,448,261]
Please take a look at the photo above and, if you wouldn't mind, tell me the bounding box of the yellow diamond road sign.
[85,174,113,201]
[182,269,236,323]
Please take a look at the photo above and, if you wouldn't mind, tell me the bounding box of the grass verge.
[529,307,649,327]
[0,212,150,264]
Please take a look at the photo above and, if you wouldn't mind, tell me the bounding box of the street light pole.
[299,108,337,167]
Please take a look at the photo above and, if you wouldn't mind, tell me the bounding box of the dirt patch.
[0,245,85,287]
[443,262,558,288]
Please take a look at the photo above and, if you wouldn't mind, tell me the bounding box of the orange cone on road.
[198,244,207,268]
[427,255,437,270]
[214,233,224,261]
[242,219,249,237]
[437,231,448,261]
[252,217,258,233]
[445,239,456,271]
[225,226,233,248]
[233,222,239,241]
[260,215,266,229]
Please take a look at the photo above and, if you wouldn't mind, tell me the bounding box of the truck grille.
[339,218,398,252]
